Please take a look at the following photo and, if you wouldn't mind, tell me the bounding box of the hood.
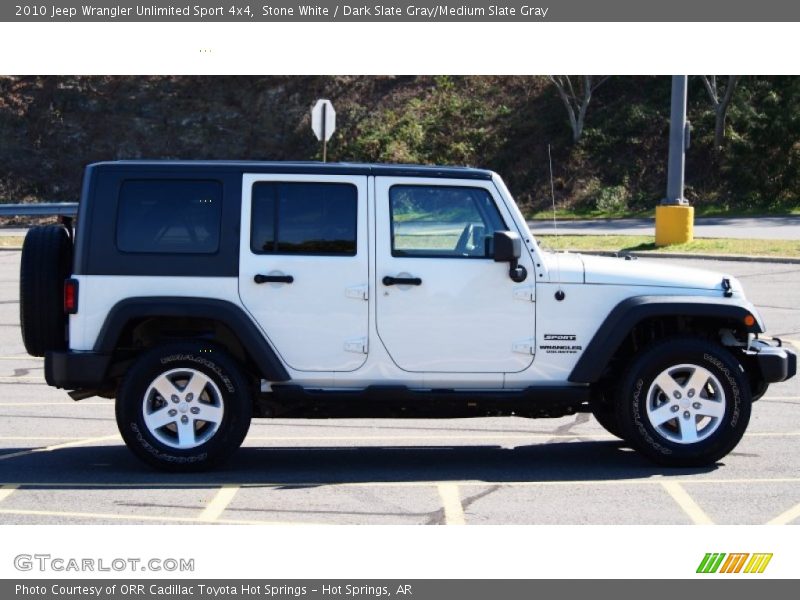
[541,251,585,283]
[580,254,741,293]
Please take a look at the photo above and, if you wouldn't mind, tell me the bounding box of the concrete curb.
[577,250,800,264]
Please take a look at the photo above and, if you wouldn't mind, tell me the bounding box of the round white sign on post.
[311,99,336,142]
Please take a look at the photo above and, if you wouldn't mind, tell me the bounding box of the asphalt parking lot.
[0,251,798,525]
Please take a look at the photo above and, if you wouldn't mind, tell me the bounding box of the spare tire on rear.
[19,225,73,357]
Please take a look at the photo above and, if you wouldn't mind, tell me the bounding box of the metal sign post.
[321,104,328,162]
[311,99,336,162]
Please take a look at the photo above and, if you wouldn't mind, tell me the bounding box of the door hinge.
[345,284,369,300]
[344,337,368,354]
[513,285,535,302]
[512,339,535,355]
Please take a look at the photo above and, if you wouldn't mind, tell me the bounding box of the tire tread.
[615,335,751,467]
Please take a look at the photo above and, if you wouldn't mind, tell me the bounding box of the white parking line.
[0,402,112,406]
[0,434,119,462]
[437,483,466,525]
[0,485,18,503]
[0,480,796,526]
[765,502,800,525]
[198,485,240,522]
[661,481,714,525]
[0,436,80,440]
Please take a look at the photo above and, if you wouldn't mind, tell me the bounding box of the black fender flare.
[94,297,290,382]
[568,295,764,384]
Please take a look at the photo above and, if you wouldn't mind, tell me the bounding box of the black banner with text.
[4,580,798,600]
[4,1,799,22]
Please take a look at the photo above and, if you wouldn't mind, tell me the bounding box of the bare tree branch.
[701,75,718,105]
[700,75,741,152]
[548,75,609,143]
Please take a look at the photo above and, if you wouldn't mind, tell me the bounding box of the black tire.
[116,342,253,471]
[590,395,625,439]
[616,336,751,467]
[19,225,73,357]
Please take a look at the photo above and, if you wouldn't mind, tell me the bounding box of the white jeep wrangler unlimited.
[19,161,796,471]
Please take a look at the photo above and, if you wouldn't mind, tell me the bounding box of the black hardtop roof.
[88,160,495,180]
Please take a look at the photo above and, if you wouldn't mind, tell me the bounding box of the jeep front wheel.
[616,337,751,467]
[116,342,252,471]
[590,395,625,439]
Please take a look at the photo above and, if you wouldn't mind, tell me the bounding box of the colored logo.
[697,553,773,574]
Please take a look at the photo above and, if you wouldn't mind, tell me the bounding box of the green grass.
[537,235,800,258]
[692,205,800,218]
[528,208,650,220]
[527,206,800,220]
[394,234,459,250]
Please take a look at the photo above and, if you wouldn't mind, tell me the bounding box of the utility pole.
[655,75,694,246]
[665,76,689,206]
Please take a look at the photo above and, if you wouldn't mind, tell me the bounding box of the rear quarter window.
[116,179,222,254]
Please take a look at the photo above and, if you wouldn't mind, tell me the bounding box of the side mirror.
[492,231,527,283]
[493,230,521,263]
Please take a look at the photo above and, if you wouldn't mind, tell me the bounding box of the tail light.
[64,279,78,314]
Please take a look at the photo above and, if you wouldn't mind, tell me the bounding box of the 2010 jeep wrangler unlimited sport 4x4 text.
[19,161,797,471]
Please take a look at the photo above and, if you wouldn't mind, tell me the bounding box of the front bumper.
[749,339,797,383]
[44,351,112,389]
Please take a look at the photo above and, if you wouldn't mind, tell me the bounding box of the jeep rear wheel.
[616,337,751,467]
[19,225,73,356]
[116,342,252,471]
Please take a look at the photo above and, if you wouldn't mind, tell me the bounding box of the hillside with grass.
[1,75,798,217]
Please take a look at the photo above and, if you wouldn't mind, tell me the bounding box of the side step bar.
[255,385,593,419]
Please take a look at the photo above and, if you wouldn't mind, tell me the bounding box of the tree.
[699,75,740,153]
[548,75,609,143]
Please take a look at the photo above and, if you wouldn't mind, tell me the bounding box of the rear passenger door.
[238,174,369,372]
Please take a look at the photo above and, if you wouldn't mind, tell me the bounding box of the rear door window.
[250,182,357,255]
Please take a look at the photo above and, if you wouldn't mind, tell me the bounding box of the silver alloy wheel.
[142,368,224,450]
[645,363,726,445]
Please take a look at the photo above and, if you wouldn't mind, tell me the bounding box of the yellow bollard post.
[655,205,694,246]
